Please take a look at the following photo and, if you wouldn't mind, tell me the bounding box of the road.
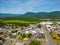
[30,35,36,41]
[43,25,56,45]
[45,30,56,45]
[3,39,13,45]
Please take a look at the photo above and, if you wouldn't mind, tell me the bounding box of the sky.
[0,0,60,14]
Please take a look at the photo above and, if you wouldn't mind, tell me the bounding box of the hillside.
[0,13,21,17]
[0,11,60,19]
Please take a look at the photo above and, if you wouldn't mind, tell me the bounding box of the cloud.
[0,0,60,13]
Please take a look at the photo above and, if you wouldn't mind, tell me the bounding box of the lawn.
[18,33,32,40]
[29,40,41,45]
[50,32,60,44]
[10,36,16,38]
[18,36,23,40]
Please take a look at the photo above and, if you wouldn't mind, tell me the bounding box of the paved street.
[30,35,36,41]
[45,30,56,45]
[44,26,56,45]
[3,39,13,45]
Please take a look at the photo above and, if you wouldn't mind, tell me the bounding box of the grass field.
[0,20,37,27]
[2,20,37,24]
[50,32,60,44]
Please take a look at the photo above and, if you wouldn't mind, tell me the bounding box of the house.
[40,22,53,25]
[25,31,29,34]
[57,30,60,35]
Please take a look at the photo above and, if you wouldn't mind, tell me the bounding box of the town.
[0,0,60,45]
[0,21,60,45]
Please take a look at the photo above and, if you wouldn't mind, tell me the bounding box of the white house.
[40,22,53,25]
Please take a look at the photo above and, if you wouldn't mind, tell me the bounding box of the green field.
[2,20,37,24]
[0,19,60,27]
[0,20,37,27]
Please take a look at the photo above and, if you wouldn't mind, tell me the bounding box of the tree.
[28,33,32,38]
[37,24,41,28]
[0,21,5,27]
[0,43,3,45]
[22,34,26,38]
[0,32,3,35]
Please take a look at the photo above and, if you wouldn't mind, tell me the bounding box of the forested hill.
[0,11,60,19]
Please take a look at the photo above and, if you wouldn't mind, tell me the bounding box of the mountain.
[19,11,60,19]
[0,13,21,17]
[0,11,60,19]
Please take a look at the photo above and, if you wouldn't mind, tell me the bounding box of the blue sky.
[0,0,60,14]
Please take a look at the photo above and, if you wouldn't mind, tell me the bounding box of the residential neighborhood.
[0,21,60,45]
[0,0,60,45]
